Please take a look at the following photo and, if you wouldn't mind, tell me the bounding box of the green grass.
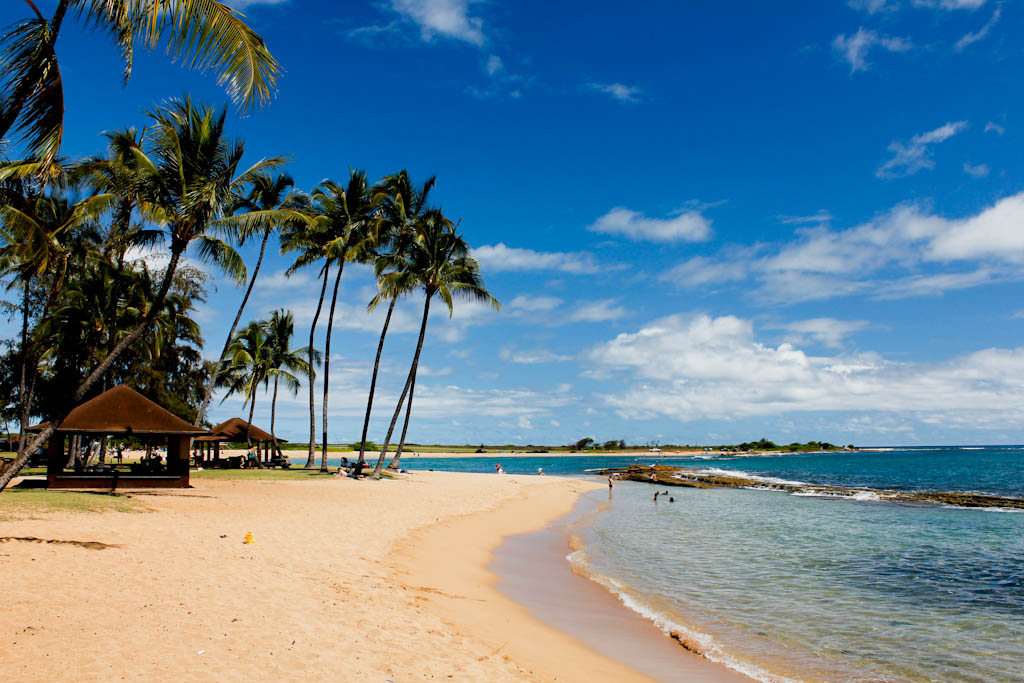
[0,488,142,521]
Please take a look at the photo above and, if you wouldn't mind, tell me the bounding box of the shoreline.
[491,489,750,682]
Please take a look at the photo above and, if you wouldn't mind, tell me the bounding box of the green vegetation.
[0,488,142,521]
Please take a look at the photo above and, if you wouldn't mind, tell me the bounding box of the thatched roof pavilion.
[194,417,287,467]
[38,385,206,489]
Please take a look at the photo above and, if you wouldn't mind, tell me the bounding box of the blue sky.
[5,0,1024,446]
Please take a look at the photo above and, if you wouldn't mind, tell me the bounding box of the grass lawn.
[0,488,143,521]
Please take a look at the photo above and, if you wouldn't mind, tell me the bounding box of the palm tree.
[355,171,435,466]
[221,320,270,467]
[263,309,317,461]
[302,171,375,471]
[0,96,280,492]
[195,172,307,429]
[0,0,279,166]
[371,211,499,478]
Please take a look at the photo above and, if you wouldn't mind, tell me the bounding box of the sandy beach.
[0,472,741,681]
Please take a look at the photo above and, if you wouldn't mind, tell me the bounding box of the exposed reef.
[601,465,1024,510]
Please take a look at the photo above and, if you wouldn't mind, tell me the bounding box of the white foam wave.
[696,468,809,487]
[940,504,1024,513]
[566,549,797,683]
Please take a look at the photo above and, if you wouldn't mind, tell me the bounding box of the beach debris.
[243,531,255,544]
[197,650,206,655]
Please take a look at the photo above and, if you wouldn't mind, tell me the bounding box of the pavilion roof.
[32,385,207,435]
[195,417,282,443]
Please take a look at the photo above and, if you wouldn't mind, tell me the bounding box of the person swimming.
[654,491,660,502]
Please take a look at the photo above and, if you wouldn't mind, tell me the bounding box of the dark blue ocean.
[393,447,1024,681]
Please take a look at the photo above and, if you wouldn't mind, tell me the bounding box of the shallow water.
[404,447,1024,681]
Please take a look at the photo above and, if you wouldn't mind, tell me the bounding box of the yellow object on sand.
[243,531,254,544]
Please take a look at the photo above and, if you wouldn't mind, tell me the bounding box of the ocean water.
[402,447,1024,681]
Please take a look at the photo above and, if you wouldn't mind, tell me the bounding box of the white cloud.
[984,121,1005,135]
[485,54,503,75]
[472,243,603,274]
[955,6,1001,50]
[848,0,898,13]
[833,28,912,73]
[876,121,968,178]
[517,416,533,430]
[772,318,869,349]
[963,162,990,178]
[587,82,642,102]
[383,0,486,46]
[661,191,1024,303]
[569,299,630,323]
[226,0,289,8]
[499,347,573,364]
[778,210,833,225]
[912,0,987,9]
[505,295,563,313]
[589,313,1024,427]
[588,206,713,243]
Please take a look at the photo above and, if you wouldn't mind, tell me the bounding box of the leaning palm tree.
[371,211,499,478]
[304,171,375,472]
[0,0,279,167]
[195,172,307,429]
[263,308,317,462]
[355,171,435,466]
[221,320,270,468]
[0,97,280,492]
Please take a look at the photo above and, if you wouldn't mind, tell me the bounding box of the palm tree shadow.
[0,536,118,550]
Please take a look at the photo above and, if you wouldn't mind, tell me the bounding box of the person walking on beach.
[608,475,614,490]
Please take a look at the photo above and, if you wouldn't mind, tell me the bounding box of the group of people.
[605,474,676,503]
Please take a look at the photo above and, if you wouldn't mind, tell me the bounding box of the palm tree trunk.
[246,392,264,469]
[373,294,431,479]
[15,282,30,462]
[270,375,281,463]
[357,297,396,466]
[320,261,345,472]
[304,266,330,468]
[196,227,272,428]
[0,247,185,492]
[388,368,417,471]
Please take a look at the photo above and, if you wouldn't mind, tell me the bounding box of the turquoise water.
[401,448,1024,681]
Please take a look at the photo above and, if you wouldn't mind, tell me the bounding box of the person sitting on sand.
[341,456,350,468]
[495,463,505,474]
[350,460,366,478]
[537,467,545,476]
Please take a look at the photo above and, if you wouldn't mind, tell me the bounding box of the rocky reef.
[601,465,1024,510]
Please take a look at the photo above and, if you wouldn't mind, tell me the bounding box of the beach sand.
[0,472,742,681]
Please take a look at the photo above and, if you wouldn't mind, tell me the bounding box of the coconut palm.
[297,171,375,471]
[371,211,499,478]
[220,320,270,467]
[263,308,317,461]
[0,0,279,166]
[355,171,435,466]
[0,96,280,492]
[195,172,307,429]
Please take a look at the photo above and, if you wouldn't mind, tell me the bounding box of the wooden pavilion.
[195,417,286,468]
[35,385,207,489]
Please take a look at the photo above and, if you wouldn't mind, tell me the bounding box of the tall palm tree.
[0,96,280,492]
[304,171,374,471]
[221,320,269,468]
[263,309,317,462]
[195,172,306,429]
[371,211,499,478]
[0,0,279,166]
[355,171,435,466]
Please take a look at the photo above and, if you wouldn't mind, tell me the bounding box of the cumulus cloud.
[472,244,604,274]
[833,28,912,73]
[771,318,869,349]
[661,191,1024,303]
[912,0,987,9]
[984,121,1005,135]
[848,0,898,13]
[876,121,968,179]
[587,207,713,242]
[955,6,1001,50]
[589,313,1024,427]
[587,82,642,102]
[963,162,990,178]
[504,295,564,314]
[569,299,630,323]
